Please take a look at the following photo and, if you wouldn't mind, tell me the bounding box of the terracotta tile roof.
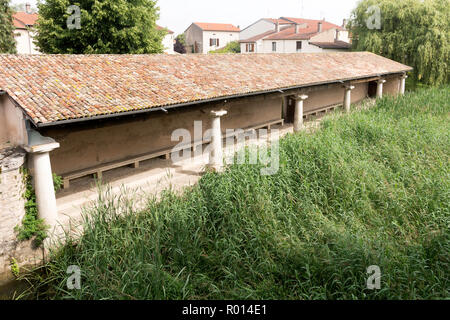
[264,26,317,41]
[193,22,240,32]
[12,12,38,29]
[0,52,412,126]
[282,17,343,31]
[239,30,277,43]
[310,40,351,49]
[264,17,343,41]
[156,25,174,34]
[263,18,292,25]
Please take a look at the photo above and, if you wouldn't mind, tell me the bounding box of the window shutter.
[217,39,219,47]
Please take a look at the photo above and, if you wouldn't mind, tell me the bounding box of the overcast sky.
[12,0,360,35]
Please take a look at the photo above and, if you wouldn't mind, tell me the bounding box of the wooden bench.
[304,103,342,119]
[61,146,175,189]
[61,118,285,189]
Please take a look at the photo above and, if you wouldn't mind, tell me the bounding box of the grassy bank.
[25,86,449,300]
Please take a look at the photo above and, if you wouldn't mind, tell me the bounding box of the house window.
[210,38,220,47]
[296,41,302,52]
[272,42,277,52]
[246,43,255,53]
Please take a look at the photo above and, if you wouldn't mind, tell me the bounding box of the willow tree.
[0,0,16,53]
[349,0,449,85]
[35,0,165,54]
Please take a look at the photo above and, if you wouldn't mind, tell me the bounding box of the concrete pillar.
[24,130,60,229]
[376,79,386,98]
[282,96,288,121]
[32,151,58,227]
[294,95,308,132]
[400,74,408,95]
[343,85,355,113]
[208,110,227,171]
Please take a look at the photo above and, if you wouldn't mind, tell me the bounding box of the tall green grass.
[26,86,449,300]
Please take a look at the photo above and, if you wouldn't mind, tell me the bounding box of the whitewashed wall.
[240,19,275,41]
[162,33,175,54]
[14,29,40,54]
[202,31,239,53]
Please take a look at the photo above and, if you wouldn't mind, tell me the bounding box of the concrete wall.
[40,95,282,175]
[185,24,203,53]
[240,19,275,41]
[0,95,28,147]
[302,82,368,112]
[384,76,402,96]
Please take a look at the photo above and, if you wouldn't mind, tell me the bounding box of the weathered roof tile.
[0,52,412,125]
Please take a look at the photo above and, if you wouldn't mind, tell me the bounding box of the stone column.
[343,85,355,113]
[376,79,386,98]
[400,74,408,95]
[24,131,60,229]
[294,95,308,132]
[208,110,227,171]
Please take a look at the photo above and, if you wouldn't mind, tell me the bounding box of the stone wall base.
[0,147,45,291]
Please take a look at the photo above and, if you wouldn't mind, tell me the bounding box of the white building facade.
[13,11,40,54]
[240,17,350,54]
[157,25,175,54]
[184,22,240,54]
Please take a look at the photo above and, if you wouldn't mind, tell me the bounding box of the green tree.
[349,0,449,85]
[35,0,165,54]
[174,33,186,54]
[0,0,16,53]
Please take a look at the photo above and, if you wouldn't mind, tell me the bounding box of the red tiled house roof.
[12,12,38,29]
[0,52,412,126]
[193,22,240,32]
[264,18,342,41]
[156,25,174,34]
[310,40,351,49]
[282,17,343,31]
[263,18,293,25]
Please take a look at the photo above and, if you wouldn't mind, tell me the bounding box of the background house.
[239,17,350,54]
[157,25,175,54]
[12,4,39,54]
[184,22,240,53]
